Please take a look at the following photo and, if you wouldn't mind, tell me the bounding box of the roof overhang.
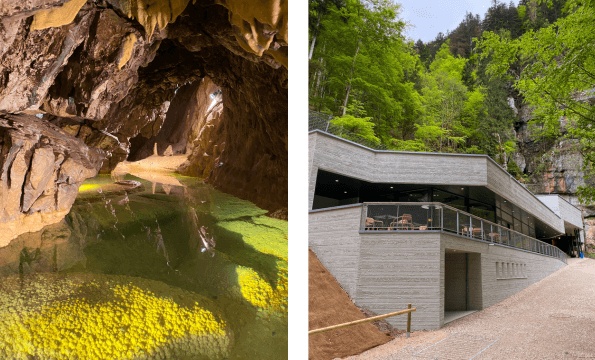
[309,130,566,234]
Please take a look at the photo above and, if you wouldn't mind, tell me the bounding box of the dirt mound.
[309,249,392,360]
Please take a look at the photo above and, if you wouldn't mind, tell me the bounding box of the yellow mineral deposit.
[30,0,88,31]
[218,0,288,67]
[126,0,192,40]
[118,33,138,69]
[30,0,288,67]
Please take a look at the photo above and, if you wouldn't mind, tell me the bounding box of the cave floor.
[0,170,288,360]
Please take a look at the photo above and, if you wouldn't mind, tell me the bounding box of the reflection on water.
[0,173,288,359]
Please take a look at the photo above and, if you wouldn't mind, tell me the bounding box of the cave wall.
[0,113,104,247]
[0,0,288,232]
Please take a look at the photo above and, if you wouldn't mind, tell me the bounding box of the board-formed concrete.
[536,194,583,230]
[309,205,567,331]
[309,205,363,296]
[309,131,565,233]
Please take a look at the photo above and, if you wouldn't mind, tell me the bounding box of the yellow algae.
[0,273,231,360]
[118,33,137,69]
[30,0,89,31]
[236,266,287,316]
[78,183,101,192]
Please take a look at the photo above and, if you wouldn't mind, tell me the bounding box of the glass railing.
[361,202,567,264]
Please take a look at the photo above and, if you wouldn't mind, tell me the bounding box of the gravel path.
[343,258,595,360]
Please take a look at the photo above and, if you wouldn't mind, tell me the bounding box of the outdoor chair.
[365,217,383,230]
[461,227,482,238]
[472,228,483,238]
[489,232,500,243]
[390,214,413,230]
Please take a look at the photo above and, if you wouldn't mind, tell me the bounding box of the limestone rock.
[22,146,55,212]
[163,145,173,156]
[0,114,104,246]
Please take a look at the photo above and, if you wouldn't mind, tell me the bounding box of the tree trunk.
[309,12,322,60]
[309,33,318,60]
[341,37,362,116]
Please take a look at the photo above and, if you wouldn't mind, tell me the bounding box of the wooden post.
[407,303,412,338]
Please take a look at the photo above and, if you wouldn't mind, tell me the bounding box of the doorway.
[444,249,482,324]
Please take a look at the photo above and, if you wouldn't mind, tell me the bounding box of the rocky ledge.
[0,113,103,247]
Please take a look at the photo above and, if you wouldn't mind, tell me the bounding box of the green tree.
[479,0,595,202]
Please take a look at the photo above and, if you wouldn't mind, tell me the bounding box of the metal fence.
[309,110,388,150]
[362,202,567,264]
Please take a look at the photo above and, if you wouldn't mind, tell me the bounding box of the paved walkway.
[343,258,595,360]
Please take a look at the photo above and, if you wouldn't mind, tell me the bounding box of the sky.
[398,0,521,43]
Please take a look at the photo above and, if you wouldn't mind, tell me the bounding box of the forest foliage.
[309,0,579,172]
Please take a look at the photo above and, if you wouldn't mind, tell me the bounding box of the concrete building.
[309,129,585,330]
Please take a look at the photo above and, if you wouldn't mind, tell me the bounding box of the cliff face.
[511,99,594,249]
[0,0,288,243]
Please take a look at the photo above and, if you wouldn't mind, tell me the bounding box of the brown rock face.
[0,0,288,222]
[0,113,104,246]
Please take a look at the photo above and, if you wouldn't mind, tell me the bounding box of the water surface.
[0,173,288,359]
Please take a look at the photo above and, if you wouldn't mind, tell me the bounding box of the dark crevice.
[19,142,37,212]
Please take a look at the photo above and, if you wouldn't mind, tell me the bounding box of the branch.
[530,77,595,124]
[575,62,595,81]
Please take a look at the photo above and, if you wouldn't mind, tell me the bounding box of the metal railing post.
[457,211,460,235]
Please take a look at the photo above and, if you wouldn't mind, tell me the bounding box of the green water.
[0,174,288,360]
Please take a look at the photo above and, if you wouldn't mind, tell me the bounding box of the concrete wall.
[440,233,566,312]
[310,206,567,330]
[355,232,442,330]
[308,134,318,210]
[486,161,564,232]
[309,131,565,233]
[536,194,583,230]
[559,197,584,230]
[309,205,363,296]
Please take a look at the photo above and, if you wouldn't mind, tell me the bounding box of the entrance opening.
[444,249,482,324]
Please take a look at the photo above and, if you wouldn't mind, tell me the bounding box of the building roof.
[309,130,566,234]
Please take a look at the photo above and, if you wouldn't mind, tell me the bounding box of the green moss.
[207,193,268,221]
[0,273,231,360]
[251,216,288,237]
[217,220,287,260]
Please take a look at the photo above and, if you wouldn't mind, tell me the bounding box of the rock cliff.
[511,98,594,250]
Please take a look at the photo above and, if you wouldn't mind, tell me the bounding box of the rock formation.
[0,0,288,243]
[510,94,595,250]
[0,113,104,247]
